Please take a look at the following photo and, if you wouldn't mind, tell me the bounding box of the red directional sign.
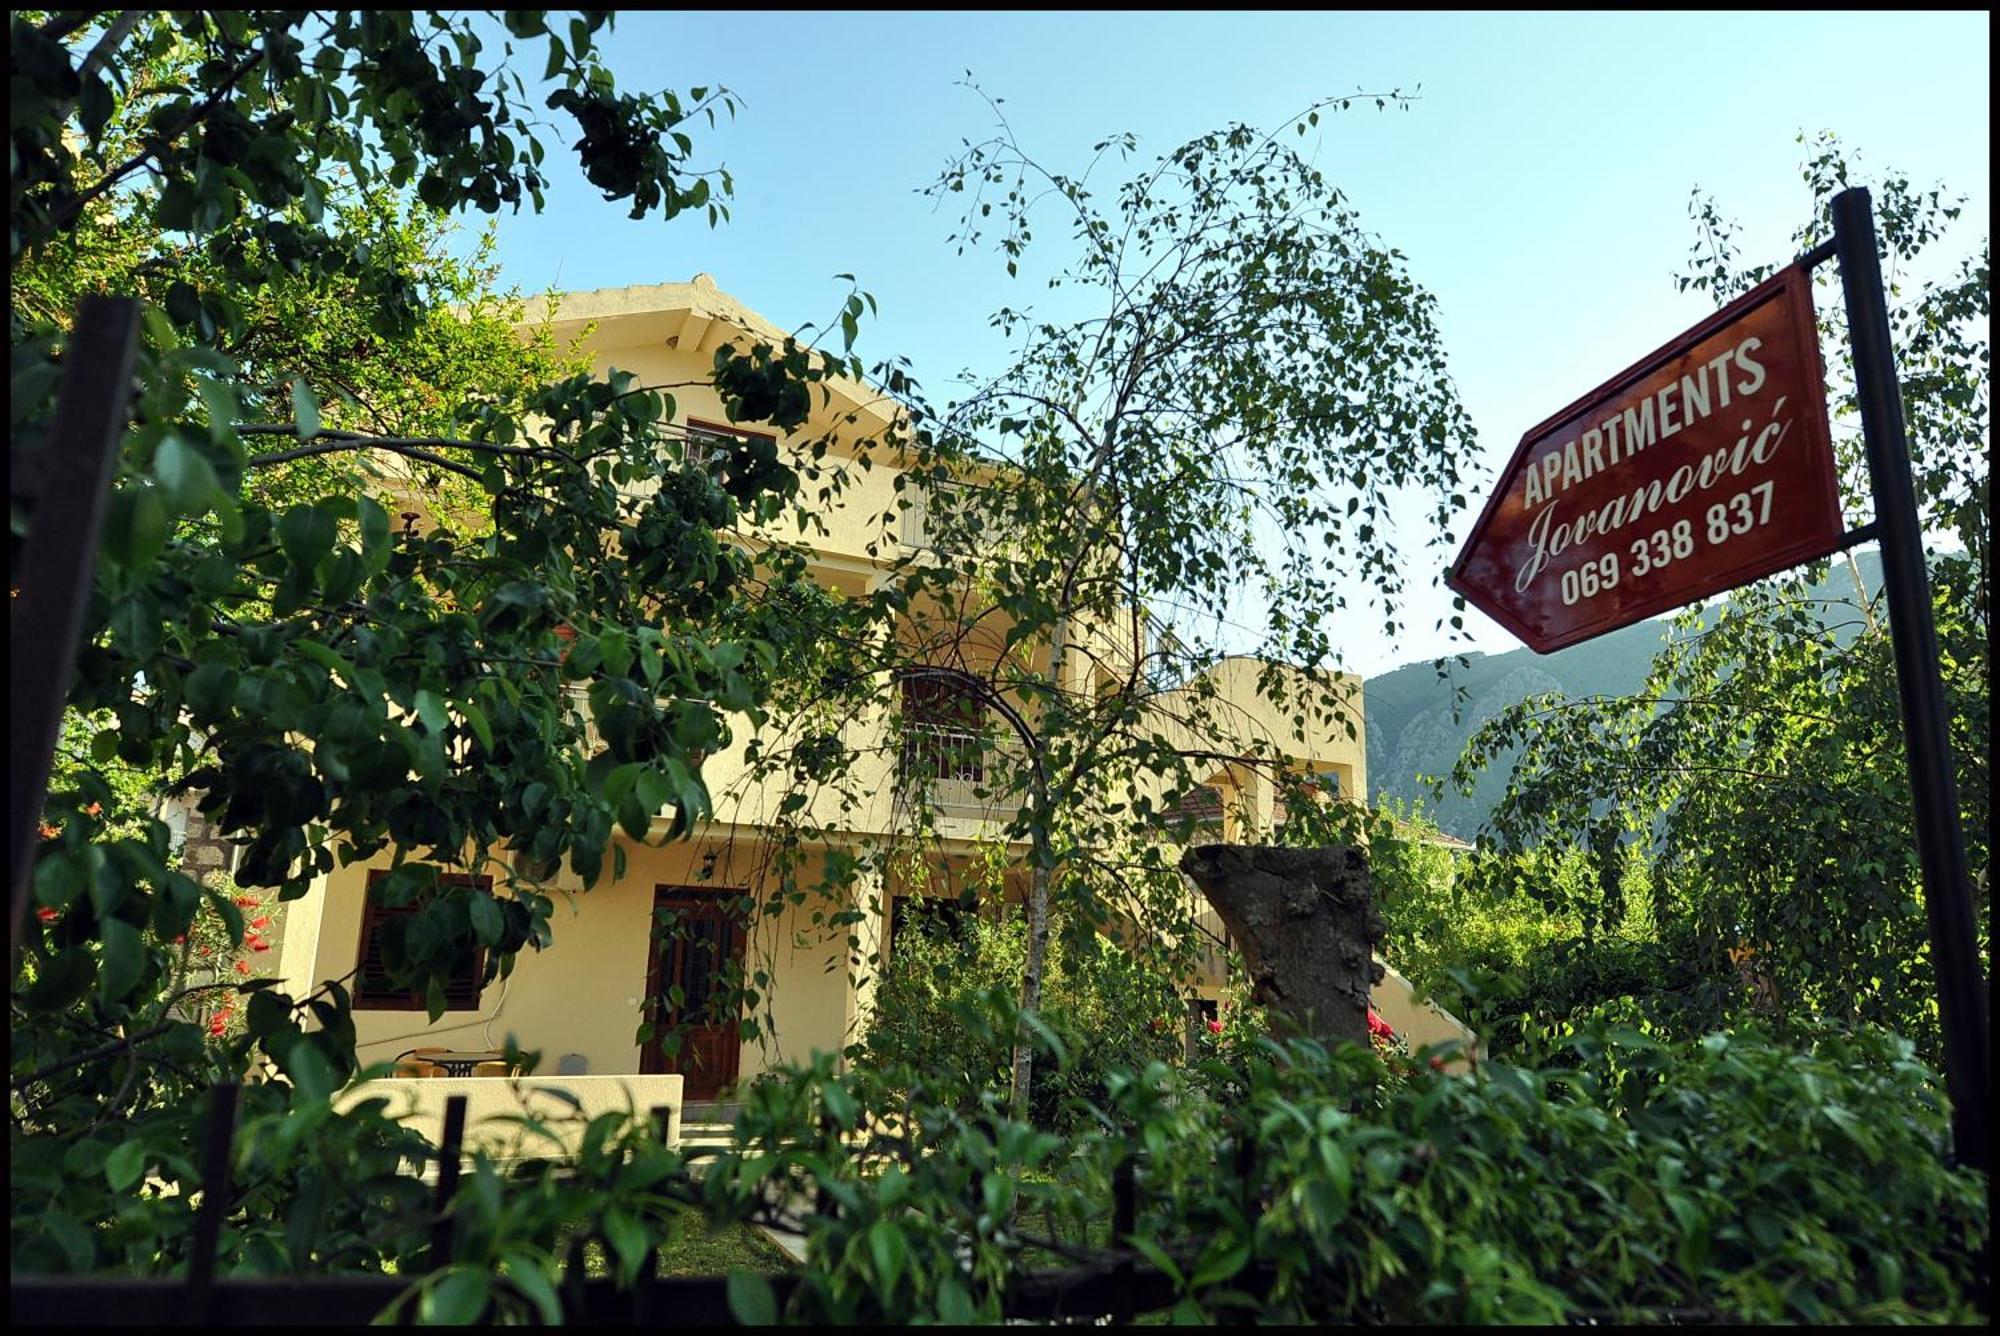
[1448,264,1842,653]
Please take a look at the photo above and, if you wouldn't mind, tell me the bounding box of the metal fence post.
[184,1081,242,1324]
[8,296,141,969]
[631,1105,675,1321]
[429,1095,468,1269]
[1112,1153,1136,1325]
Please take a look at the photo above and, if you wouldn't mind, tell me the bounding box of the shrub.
[743,1001,1987,1323]
[860,906,1183,1132]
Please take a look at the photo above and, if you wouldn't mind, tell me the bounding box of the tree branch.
[77,10,141,80]
[11,1020,176,1089]
[241,435,492,484]
[38,43,266,242]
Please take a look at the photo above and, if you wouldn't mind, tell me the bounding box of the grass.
[568,1210,798,1278]
[655,1218,797,1276]
[381,1214,796,1280]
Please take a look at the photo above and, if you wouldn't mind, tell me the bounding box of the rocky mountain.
[1364,551,1885,840]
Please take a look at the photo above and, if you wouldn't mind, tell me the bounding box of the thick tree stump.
[1180,844,1385,1046]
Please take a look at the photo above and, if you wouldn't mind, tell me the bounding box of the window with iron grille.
[897,671,989,784]
[353,870,491,1011]
[683,418,774,478]
[903,476,981,551]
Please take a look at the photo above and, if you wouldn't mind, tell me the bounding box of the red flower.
[1366,1008,1397,1041]
[172,934,186,945]
[1429,1056,1447,1072]
[36,907,59,922]
[249,915,270,929]
[234,960,251,975]
[233,895,260,908]
[83,803,102,817]
[250,940,271,953]
[1206,1018,1223,1035]
[38,822,59,840]
[209,1015,228,1036]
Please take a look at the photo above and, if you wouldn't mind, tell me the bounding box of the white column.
[274,870,330,1005]
[838,855,888,1072]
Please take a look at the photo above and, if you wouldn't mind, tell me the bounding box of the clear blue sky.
[474,10,1990,678]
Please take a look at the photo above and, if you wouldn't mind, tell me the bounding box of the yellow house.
[276,275,1462,1109]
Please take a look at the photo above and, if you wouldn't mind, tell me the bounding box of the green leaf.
[936,1275,974,1324]
[821,1081,857,1128]
[868,1218,907,1294]
[295,640,357,686]
[163,280,201,324]
[156,179,197,231]
[277,504,337,566]
[292,378,321,439]
[460,700,494,753]
[197,376,239,445]
[602,762,644,809]
[468,892,503,946]
[501,1251,561,1324]
[726,1270,777,1325]
[1128,1235,1186,1287]
[104,1139,147,1192]
[155,435,220,513]
[358,495,391,572]
[634,768,672,816]
[1189,1237,1251,1288]
[99,918,144,1001]
[422,1267,491,1324]
[185,660,237,723]
[599,628,632,677]
[602,1208,647,1285]
[414,689,448,736]
[10,359,60,426]
[279,1037,338,1102]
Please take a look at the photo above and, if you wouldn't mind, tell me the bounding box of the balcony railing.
[899,720,987,784]
[895,722,1022,823]
[900,478,1018,554]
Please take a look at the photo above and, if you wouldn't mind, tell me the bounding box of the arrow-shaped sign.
[1448,264,1843,653]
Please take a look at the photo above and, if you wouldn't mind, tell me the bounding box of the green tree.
[862,896,1185,1133]
[730,88,1478,1120]
[10,9,841,1274]
[1453,135,1990,1062]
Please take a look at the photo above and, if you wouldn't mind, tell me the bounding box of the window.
[1165,783,1227,837]
[1275,769,1341,826]
[683,417,775,478]
[897,671,989,784]
[903,476,982,551]
[353,871,491,1011]
[888,895,975,960]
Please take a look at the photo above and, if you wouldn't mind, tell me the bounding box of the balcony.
[900,477,1018,557]
[895,720,1022,827]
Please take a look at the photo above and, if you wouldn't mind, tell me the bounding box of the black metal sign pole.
[1830,186,1989,1174]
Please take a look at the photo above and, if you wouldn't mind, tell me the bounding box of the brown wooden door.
[639,890,747,1100]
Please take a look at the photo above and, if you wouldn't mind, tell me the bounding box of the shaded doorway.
[639,888,748,1100]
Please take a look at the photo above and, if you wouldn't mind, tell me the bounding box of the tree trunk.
[1010,612,1067,1121]
[1178,844,1384,1046]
